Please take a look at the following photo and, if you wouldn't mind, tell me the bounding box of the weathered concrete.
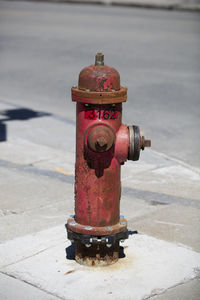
[0,273,60,300]
[0,226,200,300]
[150,277,200,300]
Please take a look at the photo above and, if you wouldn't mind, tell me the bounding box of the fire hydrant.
[66,53,151,266]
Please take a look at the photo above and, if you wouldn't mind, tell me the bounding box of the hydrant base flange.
[66,228,129,245]
[66,216,127,236]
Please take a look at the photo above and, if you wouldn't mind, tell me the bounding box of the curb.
[19,0,200,12]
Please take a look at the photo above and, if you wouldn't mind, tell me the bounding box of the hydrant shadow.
[66,242,76,260]
[119,246,126,259]
[65,232,138,261]
[84,145,114,178]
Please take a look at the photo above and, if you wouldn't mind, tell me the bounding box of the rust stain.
[75,241,119,267]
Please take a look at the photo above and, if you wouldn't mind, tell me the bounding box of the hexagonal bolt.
[95,137,107,151]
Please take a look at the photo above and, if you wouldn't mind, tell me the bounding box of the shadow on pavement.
[0,108,51,142]
[66,242,76,260]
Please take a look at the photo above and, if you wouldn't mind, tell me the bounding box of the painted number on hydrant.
[85,108,118,120]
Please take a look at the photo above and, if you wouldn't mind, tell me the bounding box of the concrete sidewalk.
[0,1,200,298]
[0,99,200,299]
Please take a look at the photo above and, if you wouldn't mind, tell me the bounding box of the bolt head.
[95,137,107,151]
[120,221,126,225]
[70,221,76,226]
[107,226,112,231]
[85,226,92,230]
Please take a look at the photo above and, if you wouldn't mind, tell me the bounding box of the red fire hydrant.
[66,53,151,266]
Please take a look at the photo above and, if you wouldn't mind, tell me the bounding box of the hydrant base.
[75,241,119,266]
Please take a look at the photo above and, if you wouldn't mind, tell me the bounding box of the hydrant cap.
[78,53,121,92]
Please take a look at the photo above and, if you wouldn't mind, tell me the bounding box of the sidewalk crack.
[0,271,64,300]
[143,275,200,299]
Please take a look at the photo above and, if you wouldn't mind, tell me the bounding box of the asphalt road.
[0,1,200,167]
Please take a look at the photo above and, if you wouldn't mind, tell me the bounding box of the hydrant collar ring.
[71,86,127,104]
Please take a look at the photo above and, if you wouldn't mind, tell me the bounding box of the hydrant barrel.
[75,103,122,228]
[66,53,151,266]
